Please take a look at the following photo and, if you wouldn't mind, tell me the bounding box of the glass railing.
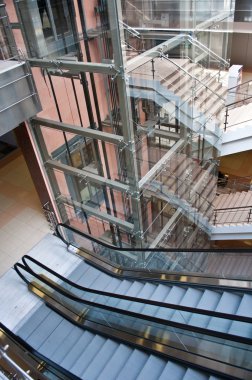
[227,79,252,108]
[121,0,235,31]
[128,53,224,150]
[13,257,252,379]
[55,223,252,284]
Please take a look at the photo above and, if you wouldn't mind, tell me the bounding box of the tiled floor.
[0,154,51,277]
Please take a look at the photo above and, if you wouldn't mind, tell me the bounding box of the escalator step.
[159,361,187,380]
[135,354,166,380]
[116,348,149,380]
[68,334,105,375]
[96,344,132,380]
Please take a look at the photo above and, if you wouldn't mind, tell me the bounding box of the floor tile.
[0,155,52,276]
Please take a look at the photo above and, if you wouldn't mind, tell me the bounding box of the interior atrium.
[0,1,252,379]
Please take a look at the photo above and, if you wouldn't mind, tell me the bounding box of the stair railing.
[227,79,252,106]
[119,20,141,39]
[130,65,223,145]
[213,205,252,225]
[161,54,225,103]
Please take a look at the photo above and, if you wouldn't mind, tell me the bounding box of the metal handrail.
[226,94,252,108]
[187,35,229,67]
[213,206,252,226]
[119,20,141,38]
[214,205,252,212]
[228,78,252,92]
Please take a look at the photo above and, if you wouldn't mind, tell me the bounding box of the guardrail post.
[213,210,217,225]
[248,208,252,223]
[224,108,228,132]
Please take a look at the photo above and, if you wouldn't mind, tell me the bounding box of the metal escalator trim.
[28,283,252,380]
[14,263,252,346]
[55,223,252,290]
[21,255,252,325]
[0,323,81,380]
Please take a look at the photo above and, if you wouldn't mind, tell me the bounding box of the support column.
[107,0,144,246]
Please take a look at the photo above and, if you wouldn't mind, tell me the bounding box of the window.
[15,0,78,58]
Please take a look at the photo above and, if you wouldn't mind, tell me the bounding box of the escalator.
[2,224,252,380]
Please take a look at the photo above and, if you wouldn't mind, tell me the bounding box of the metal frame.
[28,58,118,75]
[32,116,124,145]
[138,139,184,189]
[58,195,134,233]
[45,159,130,193]
[107,0,144,244]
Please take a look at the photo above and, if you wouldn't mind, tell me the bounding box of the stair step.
[182,368,209,380]
[39,318,75,357]
[170,288,203,323]
[116,349,149,380]
[188,289,221,328]
[116,281,145,309]
[155,286,186,319]
[141,284,172,316]
[17,304,51,340]
[70,334,107,376]
[51,324,83,363]
[136,355,166,380]
[96,344,132,380]
[128,283,157,313]
[61,330,96,369]
[159,361,187,380]
[207,292,241,332]
[228,294,252,338]
[81,339,118,379]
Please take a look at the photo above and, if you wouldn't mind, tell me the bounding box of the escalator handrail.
[21,254,252,325]
[55,223,252,290]
[13,261,252,346]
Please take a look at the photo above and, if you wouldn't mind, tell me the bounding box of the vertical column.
[107,0,144,246]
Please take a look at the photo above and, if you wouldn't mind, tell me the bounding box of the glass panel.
[57,224,252,280]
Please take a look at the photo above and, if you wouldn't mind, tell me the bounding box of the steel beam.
[45,159,130,193]
[139,139,185,190]
[28,58,118,75]
[126,34,186,73]
[59,196,134,233]
[32,117,123,145]
[153,129,180,140]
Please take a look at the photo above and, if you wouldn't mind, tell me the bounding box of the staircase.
[143,152,216,235]
[130,55,227,122]
[213,190,252,226]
